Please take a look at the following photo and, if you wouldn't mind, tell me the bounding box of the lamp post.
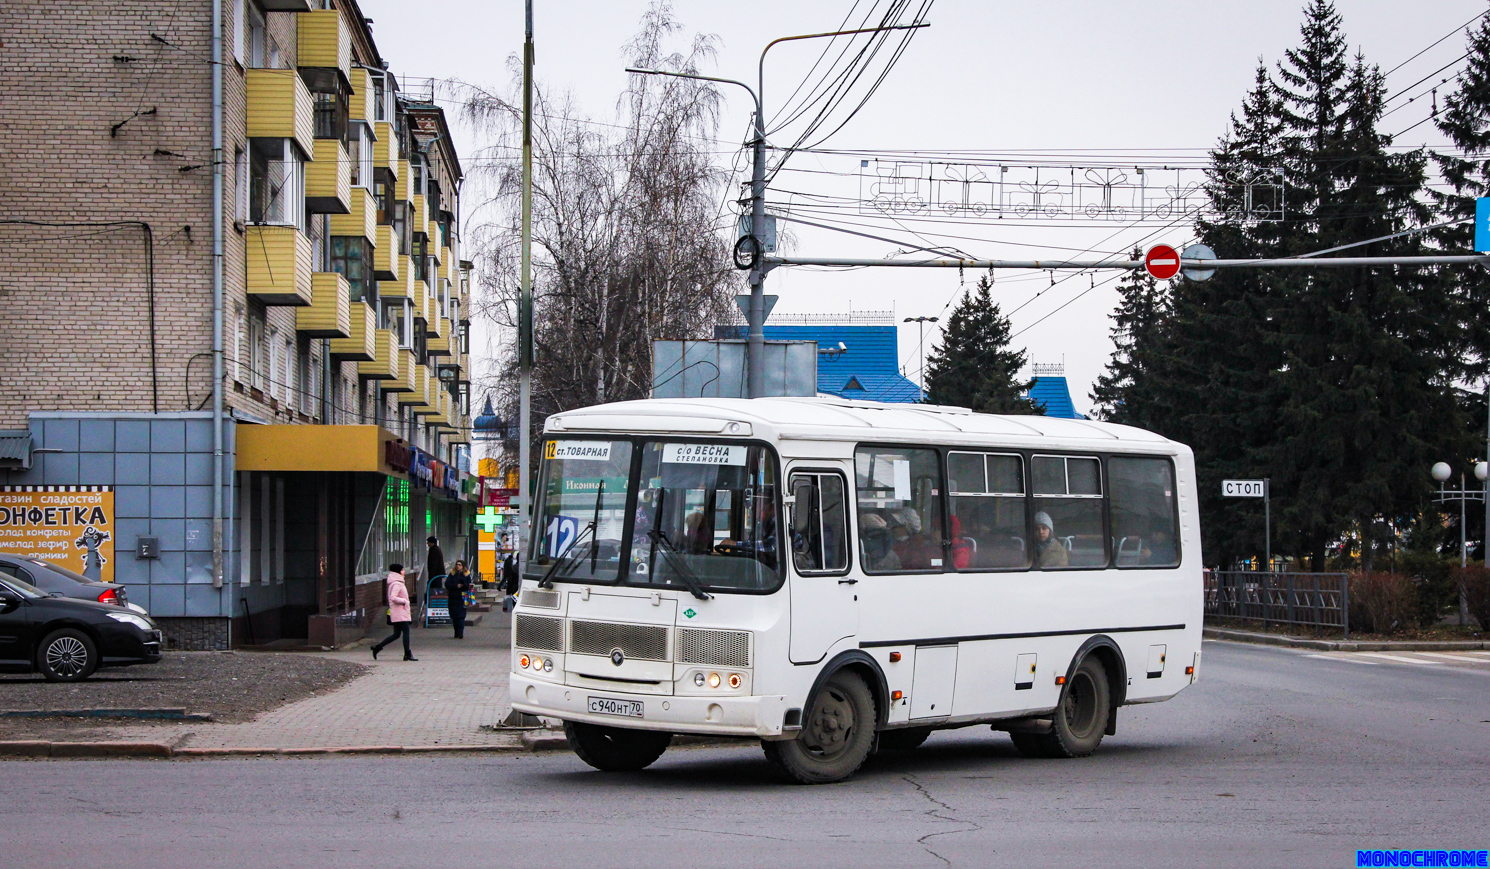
[904,316,937,396]
[1432,460,1487,624]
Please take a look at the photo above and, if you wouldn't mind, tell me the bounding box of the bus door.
[786,469,857,663]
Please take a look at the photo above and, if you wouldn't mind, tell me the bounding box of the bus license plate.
[588,696,644,718]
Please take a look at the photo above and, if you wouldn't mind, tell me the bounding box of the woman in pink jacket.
[371,563,417,661]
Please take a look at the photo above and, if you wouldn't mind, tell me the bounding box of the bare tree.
[455,2,741,466]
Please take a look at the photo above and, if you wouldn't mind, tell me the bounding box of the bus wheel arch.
[1067,634,1127,735]
[805,650,890,730]
[765,658,881,784]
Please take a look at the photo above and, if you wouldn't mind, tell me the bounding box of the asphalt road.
[4,640,1488,869]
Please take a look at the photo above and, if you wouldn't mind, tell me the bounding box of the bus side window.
[1109,456,1180,567]
[790,473,849,574]
[854,447,945,573]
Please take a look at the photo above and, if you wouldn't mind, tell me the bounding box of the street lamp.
[1432,461,1487,625]
[904,316,938,396]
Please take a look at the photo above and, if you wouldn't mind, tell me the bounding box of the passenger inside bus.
[1034,511,1069,568]
[859,513,901,571]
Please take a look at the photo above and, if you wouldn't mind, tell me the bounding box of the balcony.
[412,194,428,238]
[439,246,454,283]
[426,328,451,358]
[377,259,414,300]
[245,226,312,306]
[329,300,376,361]
[296,272,351,338]
[358,329,401,381]
[328,186,375,242]
[389,350,419,397]
[398,159,413,202]
[373,225,400,278]
[245,69,314,158]
[305,138,350,214]
[373,121,399,176]
[348,68,375,124]
[296,8,350,78]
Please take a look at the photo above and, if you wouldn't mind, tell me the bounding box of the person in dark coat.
[426,536,447,586]
[501,553,520,612]
[445,560,472,639]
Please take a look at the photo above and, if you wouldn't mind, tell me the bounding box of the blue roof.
[714,325,923,403]
[1029,376,1084,419]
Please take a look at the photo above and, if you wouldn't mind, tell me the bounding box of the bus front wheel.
[763,670,877,784]
[564,721,673,772]
[1009,656,1110,759]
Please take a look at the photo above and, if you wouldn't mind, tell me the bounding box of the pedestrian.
[426,535,447,587]
[502,552,520,612]
[446,560,472,639]
[371,563,417,661]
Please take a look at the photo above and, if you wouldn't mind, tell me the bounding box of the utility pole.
[518,0,534,559]
[903,315,937,394]
[628,21,927,398]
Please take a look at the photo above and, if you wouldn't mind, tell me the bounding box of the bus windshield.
[629,441,780,593]
[531,439,634,583]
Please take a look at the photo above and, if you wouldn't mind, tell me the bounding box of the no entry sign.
[1145,244,1181,280]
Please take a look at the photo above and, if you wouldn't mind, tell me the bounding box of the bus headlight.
[707,672,721,689]
[543,658,554,673]
[694,672,707,687]
[727,673,741,689]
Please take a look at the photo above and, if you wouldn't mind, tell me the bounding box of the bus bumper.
[510,674,790,738]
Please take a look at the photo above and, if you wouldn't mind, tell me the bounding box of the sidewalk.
[1204,625,1488,652]
[50,617,530,755]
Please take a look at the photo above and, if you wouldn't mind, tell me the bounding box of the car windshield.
[629,441,780,593]
[0,575,46,599]
[529,439,634,583]
[28,560,90,585]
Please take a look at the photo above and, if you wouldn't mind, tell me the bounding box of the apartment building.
[0,0,476,648]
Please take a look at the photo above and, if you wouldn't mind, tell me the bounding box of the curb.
[0,740,526,759]
[1204,627,1489,652]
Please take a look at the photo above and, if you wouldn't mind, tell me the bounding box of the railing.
[1204,570,1350,638]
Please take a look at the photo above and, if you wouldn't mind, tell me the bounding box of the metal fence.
[1204,571,1351,637]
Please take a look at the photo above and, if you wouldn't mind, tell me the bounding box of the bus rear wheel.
[564,721,672,772]
[763,670,877,784]
[1009,656,1110,759]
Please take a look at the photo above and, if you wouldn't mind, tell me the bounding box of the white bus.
[510,397,1202,784]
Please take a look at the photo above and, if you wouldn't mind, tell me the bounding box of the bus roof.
[546,397,1182,451]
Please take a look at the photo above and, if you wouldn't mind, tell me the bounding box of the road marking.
[1358,652,1443,665]
[1306,654,1379,665]
[1412,651,1490,663]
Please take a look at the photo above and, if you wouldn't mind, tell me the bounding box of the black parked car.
[0,574,162,681]
[0,555,136,611]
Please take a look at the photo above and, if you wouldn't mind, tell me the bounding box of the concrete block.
[149,453,185,486]
[49,742,172,758]
[78,420,114,452]
[150,486,185,518]
[78,452,113,485]
[40,418,79,452]
[116,421,151,453]
[115,453,149,485]
[0,741,51,757]
[115,486,151,518]
[150,420,186,453]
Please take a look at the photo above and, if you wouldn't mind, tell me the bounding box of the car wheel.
[762,670,877,784]
[38,628,99,682]
[563,721,672,772]
[1009,656,1110,759]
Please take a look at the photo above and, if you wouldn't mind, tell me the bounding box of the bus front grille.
[514,614,564,651]
[677,628,751,668]
[568,620,670,662]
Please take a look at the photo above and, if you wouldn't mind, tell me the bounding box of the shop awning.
[0,430,32,470]
[235,425,474,502]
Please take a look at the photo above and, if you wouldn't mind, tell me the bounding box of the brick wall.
[159,616,231,651]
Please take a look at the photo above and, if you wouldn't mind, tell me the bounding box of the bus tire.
[1009,656,1110,759]
[876,726,932,752]
[762,670,877,784]
[563,721,672,772]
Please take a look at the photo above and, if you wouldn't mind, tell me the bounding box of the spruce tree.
[1091,248,1170,426]
[923,276,1041,414]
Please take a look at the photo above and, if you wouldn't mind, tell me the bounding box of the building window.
[247,302,268,392]
[330,236,372,303]
[308,213,326,272]
[284,336,296,408]
[358,126,374,189]
[234,147,248,223]
[233,305,245,383]
[383,299,410,347]
[297,338,319,417]
[246,2,267,68]
[372,74,386,121]
[458,320,469,355]
[305,69,350,143]
[249,139,304,228]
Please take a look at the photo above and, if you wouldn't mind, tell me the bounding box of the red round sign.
[1145,244,1182,280]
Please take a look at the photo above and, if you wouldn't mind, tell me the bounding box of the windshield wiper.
[646,528,713,601]
[537,482,605,589]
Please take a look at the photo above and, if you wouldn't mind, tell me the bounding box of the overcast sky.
[362,0,1482,417]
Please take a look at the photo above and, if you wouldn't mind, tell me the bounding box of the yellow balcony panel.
[245,225,312,306]
[412,194,428,238]
[439,247,454,282]
[296,272,351,338]
[306,138,351,214]
[296,8,351,78]
[349,67,374,123]
[398,160,413,202]
[373,121,399,175]
[425,311,445,339]
[391,351,420,399]
[426,333,451,358]
[329,301,376,361]
[328,186,376,242]
[359,329,401,381]
[245,68,314,158]
[373,225,400,278]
